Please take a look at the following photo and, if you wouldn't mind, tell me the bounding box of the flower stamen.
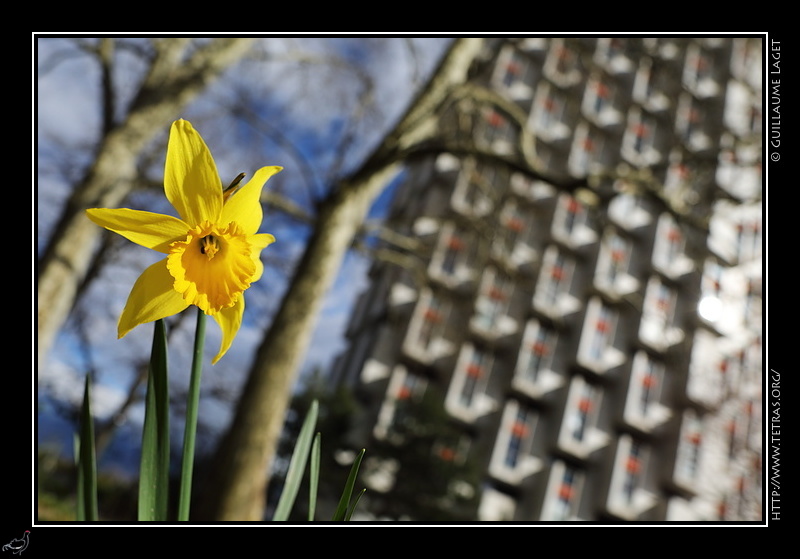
[200,235,219,258]
[168,221,256,315]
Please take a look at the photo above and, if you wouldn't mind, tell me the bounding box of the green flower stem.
[178,307,207,521]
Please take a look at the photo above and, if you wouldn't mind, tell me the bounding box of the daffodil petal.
[211,296,244,364]
[221,166,282,235]
[248,233,276,282]
[118,259,189,338]
[86,208,190,253]
[164,119,223,225]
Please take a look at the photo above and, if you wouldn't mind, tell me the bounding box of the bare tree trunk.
[198,169,397,521]
[197,38,486,521]
[36,38,256,371]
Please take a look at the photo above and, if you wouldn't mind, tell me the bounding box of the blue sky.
[35,36,452,468]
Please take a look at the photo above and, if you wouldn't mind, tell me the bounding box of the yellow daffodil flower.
[87,119,281,363]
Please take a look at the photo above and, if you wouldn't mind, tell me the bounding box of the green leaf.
[308,432,321,521]
[77,375,98,521]
[272,400,319,521]
[344,488,366,521]
[332,448,365,521]
[138,319,170,521]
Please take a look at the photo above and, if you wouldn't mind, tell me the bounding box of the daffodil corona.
[87,119,281,363]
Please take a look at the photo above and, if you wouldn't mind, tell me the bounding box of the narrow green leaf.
[73,434,83,520]
[138,319,170,521]
[272,400,319,521]
[77,375,98,521]
[308,432,321,521]
[344,488,366,521]
[332,448,365,521]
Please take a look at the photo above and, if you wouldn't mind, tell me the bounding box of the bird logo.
[2,531,29,555]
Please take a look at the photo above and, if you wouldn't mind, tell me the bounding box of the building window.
[568,122,609,177]
[441,234,462,275]
[636,355,661,415]
[631,120,651,154]
[392,370,425,421]
[544,39,583,86]
[499,203,526,251]
[556,194,581,236]
[584,74,624,130]
[523,323,555,384]
[577,297,625,374]
[731,37,762,88]
[551,192,596,248]
[594,227,638,297]
[472,267,517,339]
[632,57,670,112]
[512,320,564,399]
[541,460,584,521]
[501,49,527,87]
[607,434,656,519]
[677,93,711,152]
[715,146,762,201]
[652,213,693,279]
[417,294,444,350]
[591,77,613,114]
[532,83,571,142]
[542,246,569,305]
[568,380,598,443]
[403,289,457,365]
[686,329,724,408]
[591,305,613,360]
[493,46,539,101]
[624,351,670,431]
[460,346,491,407]
[558,375,609,459]
[639,276,683,351]
[489,400,542,485]
[736,218,762,263]
[492,200,537,270]
[374,366,427,441]
[533,245,580,317]
[683,42,720,98]
[726,414,739,460]
[663,159,693,201]
[429,222,481,288]
[479,107,516,154]
[622,438,643,503]
[595,37,634,74]
[555,466,578,517]
[504,406,530,467]
[452,159,506,217]
[446,343,497,421]
[744,276,762,325]
[622,108,662,166]
[674,410,704,488]
[697,258,725,324]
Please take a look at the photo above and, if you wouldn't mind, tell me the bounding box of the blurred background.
[35,35,763,523]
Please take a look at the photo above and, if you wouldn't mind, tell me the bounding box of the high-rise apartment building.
[330,37,763,522]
